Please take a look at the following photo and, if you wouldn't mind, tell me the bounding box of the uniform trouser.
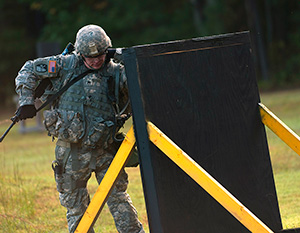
[54,143,143,233]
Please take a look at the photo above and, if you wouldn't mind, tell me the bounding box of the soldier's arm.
[15,56,62,106]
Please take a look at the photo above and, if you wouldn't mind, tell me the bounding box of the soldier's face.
[83,54,106,70]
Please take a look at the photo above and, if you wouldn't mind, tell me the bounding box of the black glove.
[15,105,37,120]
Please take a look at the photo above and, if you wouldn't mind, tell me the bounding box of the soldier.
[15,24,144,233]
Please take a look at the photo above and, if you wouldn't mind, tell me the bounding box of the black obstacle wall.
[123,31,282,233]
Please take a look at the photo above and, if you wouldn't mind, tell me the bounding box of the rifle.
[0,46,121,143]
[0,115,19,142]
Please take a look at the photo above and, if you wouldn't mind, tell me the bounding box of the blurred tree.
[245,0,269,81]
[1,0,300,107]
[17,0,198,46]
[0,0,42,106]
[1,0,199,107]
[266,0,300,84]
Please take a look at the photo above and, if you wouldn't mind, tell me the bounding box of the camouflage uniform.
[15,25,144,233]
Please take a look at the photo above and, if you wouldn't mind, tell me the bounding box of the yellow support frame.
[259,103,300,156]
[147,122,273,233]
[76,121,275,233]
[75,125,136,233]
[75,103,300,232]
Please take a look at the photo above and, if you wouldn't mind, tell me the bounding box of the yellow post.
[75,125,136,233]
[147,121,274,233]
[259,103,300,156]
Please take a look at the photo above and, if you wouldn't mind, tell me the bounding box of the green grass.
[0,88,300,232]
[260,89,300,229]
[0,118,148,233]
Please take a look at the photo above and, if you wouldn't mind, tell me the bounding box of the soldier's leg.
[60,187,93,233]
[107,170,144,233]
[54,145,94,233]
[95,153,144,233]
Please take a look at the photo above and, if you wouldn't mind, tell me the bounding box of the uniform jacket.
[15,52,129,147]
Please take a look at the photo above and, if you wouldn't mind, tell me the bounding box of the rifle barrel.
[0,118,18,143]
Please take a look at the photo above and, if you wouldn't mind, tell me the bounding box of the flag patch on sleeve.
[48,60,57,73]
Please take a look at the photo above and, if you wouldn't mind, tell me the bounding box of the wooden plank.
[259,103,300,156]
[124,31,282,232]
[123,48,163,233]
[148,121,274,233]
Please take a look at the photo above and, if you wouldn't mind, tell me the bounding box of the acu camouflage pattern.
[15,55,63,106]
[43,109,84,143]
[44,65,117,148]
[75,25,112,57]
[55,144,143,233]
[15,30,143,232]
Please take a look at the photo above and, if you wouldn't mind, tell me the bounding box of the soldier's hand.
[15,105,37,120]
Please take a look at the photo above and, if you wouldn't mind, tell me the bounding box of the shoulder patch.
[33,56,60,78]
[49,60,57,73]
[36,63,48,73]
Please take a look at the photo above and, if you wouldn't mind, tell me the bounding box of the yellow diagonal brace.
[75,125,136,233]
[147,121,274,233]
[259,103,300,156]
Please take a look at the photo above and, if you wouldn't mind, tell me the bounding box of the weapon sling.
[0,69,93,142]
[36,69,93,112]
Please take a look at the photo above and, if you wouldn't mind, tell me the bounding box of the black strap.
[36,69,93,112]
[89,150,97,170]
[34,78,52,99]
[71,143,80,171]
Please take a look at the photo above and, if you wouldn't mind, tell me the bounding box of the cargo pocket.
[83,117,114,148]
[43,109,59,137]
[43,109,84,143]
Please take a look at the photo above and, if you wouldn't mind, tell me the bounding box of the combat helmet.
[75,24,112,57]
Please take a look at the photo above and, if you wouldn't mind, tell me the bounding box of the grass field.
[0,88,300,232]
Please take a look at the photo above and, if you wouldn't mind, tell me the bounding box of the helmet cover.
[75,24,112,57]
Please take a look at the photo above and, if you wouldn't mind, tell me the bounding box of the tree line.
[1,0,299,107]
